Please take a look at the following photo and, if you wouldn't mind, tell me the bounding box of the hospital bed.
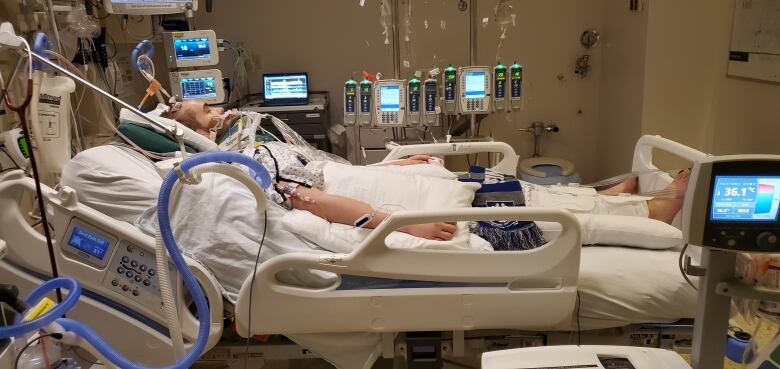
[0,135,705,368]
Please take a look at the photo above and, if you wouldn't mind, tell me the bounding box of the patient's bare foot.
[648,169,690,224]
[599,176,638,195]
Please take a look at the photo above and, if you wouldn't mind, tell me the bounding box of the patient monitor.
[510,62,523,110]
[103,0,197,15]
[162,30,219,69]
[458,66,491,114]
[373,79,406,127]
[169,69,225,104]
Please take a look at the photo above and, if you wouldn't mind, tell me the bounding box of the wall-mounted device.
[169,69,225,104]
[493,63,507,111]
[685,155,780,253]
[458,66,491,114]
[407,77,421,125]
[162,30,218,69]
[373,79,406,127]
[103,0,197,15]
[344,78,357,126]
[358,79,373,126]
[423,77,440,126]
[510,62,523,110]
[442,65,458,115]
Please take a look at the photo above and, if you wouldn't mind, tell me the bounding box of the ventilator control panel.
[373,79,406,127]
[169,69,225,104]
[685,156,780,252]
[458,66,491,114]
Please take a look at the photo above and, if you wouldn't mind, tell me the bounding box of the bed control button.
[126,271,133,278]
[757,232,779,251]
[143,279,151,286]
[122,285,129,292]
[728,239,736,247]
[148,269,156,276]
[132,290,140,297]
[121,256,130,263]
[131,260,138,267]
[140,265,147,272]
[117,267,125,274]
[127,245,135,253]
[111,279,119,287]
[134,275,142,283]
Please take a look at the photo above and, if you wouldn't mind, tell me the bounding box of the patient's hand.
[399,222,457,241]
[385,155,433,166]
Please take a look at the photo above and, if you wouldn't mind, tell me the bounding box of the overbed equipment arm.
[235,207,581,336]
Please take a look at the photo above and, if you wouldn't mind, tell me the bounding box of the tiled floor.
[679,316,777,369]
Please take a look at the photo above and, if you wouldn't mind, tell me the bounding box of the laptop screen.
[263,73,308,102]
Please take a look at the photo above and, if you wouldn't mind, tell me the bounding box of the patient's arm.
[377,155,433,167]
[287,183,456,241]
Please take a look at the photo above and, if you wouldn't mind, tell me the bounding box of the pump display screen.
[68,226,111,260]
[710,176,780,221]
[181,77,217,99]
[464,71,486,98]
[263,73,308,101]
[379,85,401,112]
[173,38,211,61]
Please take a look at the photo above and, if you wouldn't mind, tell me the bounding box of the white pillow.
[573,213,682,249]
[119,106,218,152]
[372,163,457,180]
[283,209,493,252]
[282,161,481,251]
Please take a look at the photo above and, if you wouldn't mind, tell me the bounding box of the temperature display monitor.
[711,176,780,221]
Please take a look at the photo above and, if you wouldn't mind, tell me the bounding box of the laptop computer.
[262,72,309,106]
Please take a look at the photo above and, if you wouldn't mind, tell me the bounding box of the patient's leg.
[598,176,638,195]
[647,169,690,224]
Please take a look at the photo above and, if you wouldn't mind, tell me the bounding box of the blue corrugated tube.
[2,152,270,369]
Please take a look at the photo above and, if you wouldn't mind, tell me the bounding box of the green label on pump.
[17,136,30,159]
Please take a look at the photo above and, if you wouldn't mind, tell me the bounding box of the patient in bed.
[165,100,690,228]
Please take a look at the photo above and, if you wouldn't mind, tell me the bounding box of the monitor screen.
[263,73,308,101]
[464,71,486,98]
[379,85,401,112]
[710,176,780,221]
[68,226,111,260]
[180,77,217,99]
[173,37,211,61]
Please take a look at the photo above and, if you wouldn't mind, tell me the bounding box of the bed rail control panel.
[60,218,175,317]
[684,156,780,252]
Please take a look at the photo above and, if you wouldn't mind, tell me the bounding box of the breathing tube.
[0,152,271,369]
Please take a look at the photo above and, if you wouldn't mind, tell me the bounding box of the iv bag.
[36,75,76,184]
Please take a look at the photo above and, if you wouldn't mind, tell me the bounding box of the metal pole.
[30,51,173,134]
[468,0,478,138]
[392,0,406,141]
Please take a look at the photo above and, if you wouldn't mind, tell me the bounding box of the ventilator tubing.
[0,151,270,369]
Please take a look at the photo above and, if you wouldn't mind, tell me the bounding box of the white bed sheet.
[576,246,697,330]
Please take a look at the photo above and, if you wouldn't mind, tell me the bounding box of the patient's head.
[164,100,233,139]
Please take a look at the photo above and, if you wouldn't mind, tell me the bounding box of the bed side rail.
[0,171,223,351]
[235,207,581,335]
[383,141,519,176]
[631,135,707,173]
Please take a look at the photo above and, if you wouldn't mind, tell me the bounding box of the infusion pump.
[458,66,491,114]
[373,79,406,127]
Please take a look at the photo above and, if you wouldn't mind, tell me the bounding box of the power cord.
[244,210,268,369]
[14,333,63,369]
[679,243,698,291]
[576,290,582,346]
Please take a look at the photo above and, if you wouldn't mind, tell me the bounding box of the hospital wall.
[637,0,780,169]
